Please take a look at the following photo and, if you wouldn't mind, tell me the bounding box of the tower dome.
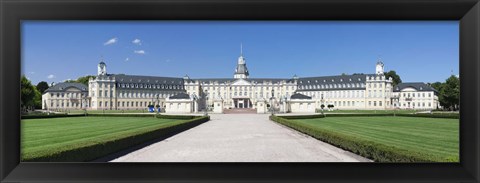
[375,58,384,75]
[98,59,107,76]
[233,44,249,79]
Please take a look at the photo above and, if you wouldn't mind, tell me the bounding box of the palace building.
[42,47,440,113]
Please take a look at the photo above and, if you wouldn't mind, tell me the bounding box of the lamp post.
[270,88,275,115]
[321,94,325,115]
[155,94,159,117]
[204,92,209,116]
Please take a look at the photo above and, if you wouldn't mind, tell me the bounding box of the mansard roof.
[393,82,438,93]
[113,74,184,85]
[44,82,88,93]
[296,74,375,91]
[193,78,295,85]
[169,92,191,99]
[290,93,312,100]
[112,74,185,91]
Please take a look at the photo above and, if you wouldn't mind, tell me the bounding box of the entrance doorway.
[233,98,252,109]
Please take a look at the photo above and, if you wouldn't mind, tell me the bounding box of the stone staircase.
[223,108,257,114]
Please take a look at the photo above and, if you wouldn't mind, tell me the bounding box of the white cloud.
[104,37,118,45]
[132,39,142,45]
[165,59,171,63]
[29,71,35,74]
[125,58,130,61]
[47,74,55,79]
[134,50,146,54]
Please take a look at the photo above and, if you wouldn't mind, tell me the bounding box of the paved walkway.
[111,114,371,162]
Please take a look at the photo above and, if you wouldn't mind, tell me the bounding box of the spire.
[240,43,243,56]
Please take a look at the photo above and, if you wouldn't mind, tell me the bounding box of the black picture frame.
[1,0,479,182]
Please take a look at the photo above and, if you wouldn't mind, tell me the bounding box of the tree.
[75,75,96,85]
[65,75,96,86]
[430,81,447,109]
[33,88,42,109]
[441,75,460,110]
[21,76,37,111]
[430,82,443,91]
[384,70,402,86]
[36,81,49,94]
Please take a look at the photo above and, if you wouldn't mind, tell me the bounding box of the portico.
[233,98,252,108]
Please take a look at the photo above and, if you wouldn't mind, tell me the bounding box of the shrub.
[86,113,154,117]
[279,114,325,120]
[21,114,85,119]
[157,114,198,120]
[397,113,459,119]
[324,113,393,117]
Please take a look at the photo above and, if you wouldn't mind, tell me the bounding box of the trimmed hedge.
[397,113,459,119]
[324,113,393,117]
[278,114,325,120]
[21,114,85,119]
[85,113,200,120]
[270,115,445,162]
[307,113,459,119]
[86,113,154,117]
[157,114,199,120]
[23,116,210,162]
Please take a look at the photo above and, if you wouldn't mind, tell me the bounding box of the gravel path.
[111,114,371,162]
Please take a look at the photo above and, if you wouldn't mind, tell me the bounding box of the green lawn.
[291,116,459,162]
[21,116,184,161]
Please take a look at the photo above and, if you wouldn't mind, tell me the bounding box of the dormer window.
[420,87,423,90]
[358,78,361,81]
[340,79,343,82]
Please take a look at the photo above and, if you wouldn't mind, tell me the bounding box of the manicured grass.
[21,116,194,161]
[322,109,421,114]
[289,116,459,162]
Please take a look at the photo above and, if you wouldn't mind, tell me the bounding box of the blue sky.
[22,21,458,85]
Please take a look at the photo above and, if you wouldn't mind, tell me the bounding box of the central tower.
[233,44,250,79]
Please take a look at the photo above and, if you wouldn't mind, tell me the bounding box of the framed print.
[1,0,479,182]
